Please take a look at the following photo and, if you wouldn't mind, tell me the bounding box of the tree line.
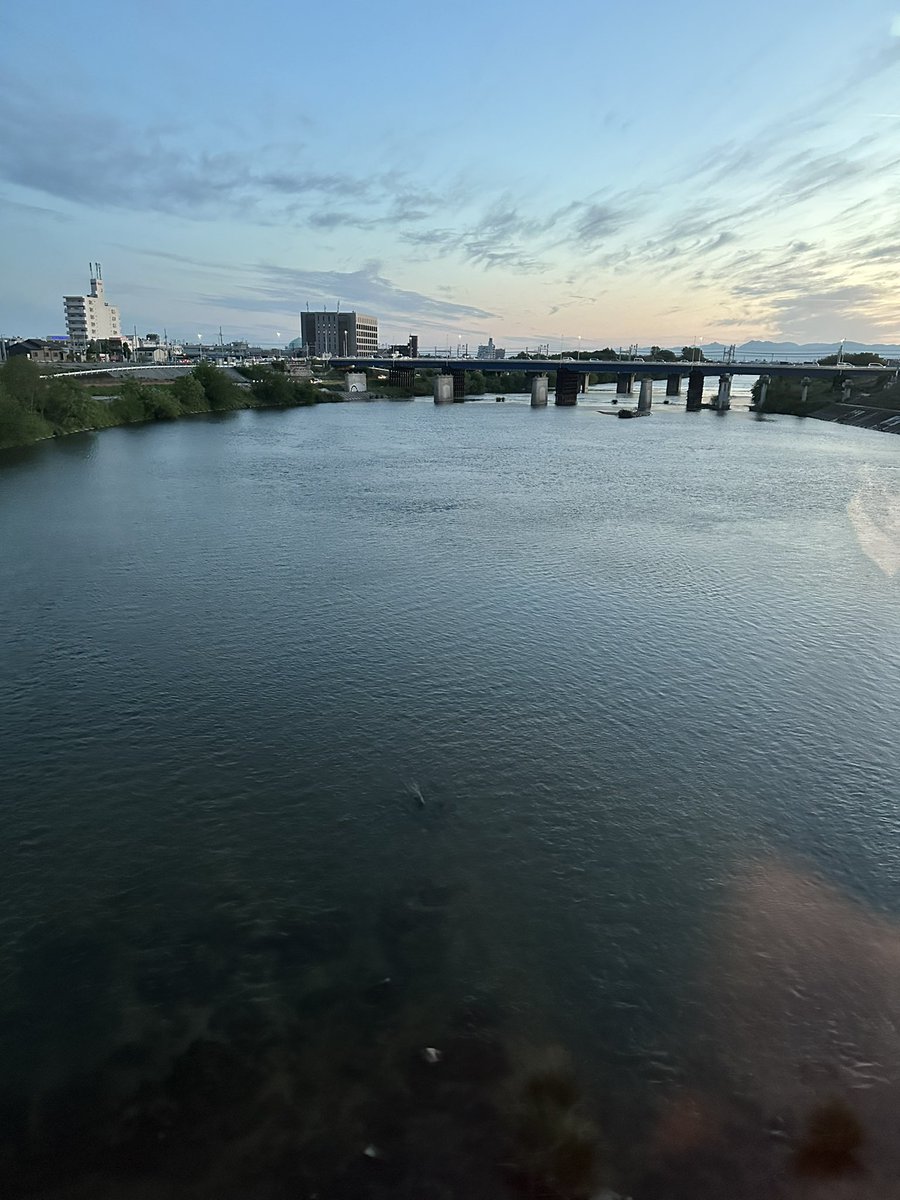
[0,361,329,451]
[510,347,707,363]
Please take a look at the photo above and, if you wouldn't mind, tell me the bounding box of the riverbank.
[0,361,345,453]
[749,371,900,428]
[809,401,900,435]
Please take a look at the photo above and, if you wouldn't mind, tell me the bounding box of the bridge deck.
[332,357,884,379]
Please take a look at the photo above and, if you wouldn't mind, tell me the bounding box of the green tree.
[193,362,240,411]
[0,357,46,412]
[41,377,89,431]
[146,387,181,420]
[109,379,149,423]
[80,397,118,431]
[171,373,207,413]
[482,370,530,394]
[681,346,707,362]
[817,352,885,367]
[750,376,831,414]
[0,377,52,447]
[650,346,677,361]
[249,368,296,407]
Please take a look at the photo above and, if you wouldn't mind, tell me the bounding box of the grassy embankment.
[0,361,344,452]
[752,370,900,416]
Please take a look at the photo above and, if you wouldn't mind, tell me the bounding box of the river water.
[1,395,899,1198]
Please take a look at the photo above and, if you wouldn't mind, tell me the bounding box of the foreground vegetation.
[0,362,331,451]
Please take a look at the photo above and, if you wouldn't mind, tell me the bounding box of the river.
[1,396,899,1198]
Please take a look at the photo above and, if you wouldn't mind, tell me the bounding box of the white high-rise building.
[476,337,506,361]
[64,263,122,350]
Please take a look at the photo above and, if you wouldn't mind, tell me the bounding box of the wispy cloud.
[4,18,900,344]
[571,202,627,246]
[0,76,459,233]
[199,261,495,332]
[0,192,66,221]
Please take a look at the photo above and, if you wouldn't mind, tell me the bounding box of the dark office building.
[300,310,378,357]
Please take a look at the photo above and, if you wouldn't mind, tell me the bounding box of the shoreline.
[0,391,351,457]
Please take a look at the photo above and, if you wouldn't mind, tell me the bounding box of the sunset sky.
[2,0,899,349]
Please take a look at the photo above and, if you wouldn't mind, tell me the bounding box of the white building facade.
[63,263,122,350]
[476,337,505,360]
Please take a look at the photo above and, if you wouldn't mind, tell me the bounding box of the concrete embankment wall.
[810,403,900,436]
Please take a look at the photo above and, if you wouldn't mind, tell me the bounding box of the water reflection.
[700,857,900,1194]
[3,858,900,1196]
[848,465,900,576]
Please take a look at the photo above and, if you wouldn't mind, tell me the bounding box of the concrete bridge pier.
[616,373,634,395]
[434,374,454,404]
[665,373,682,397]
[801,377,810,405]
[580,374,589,394]
[637,376,653,413]
[714,374,732,411]
[686,368,704,411]
[450,369,466,402]
[530,374,549,407]
[555,368,579,406]
[756,375,770,414]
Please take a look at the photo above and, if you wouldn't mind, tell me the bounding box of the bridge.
[39,364,195,379]
[331,356,888,411]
